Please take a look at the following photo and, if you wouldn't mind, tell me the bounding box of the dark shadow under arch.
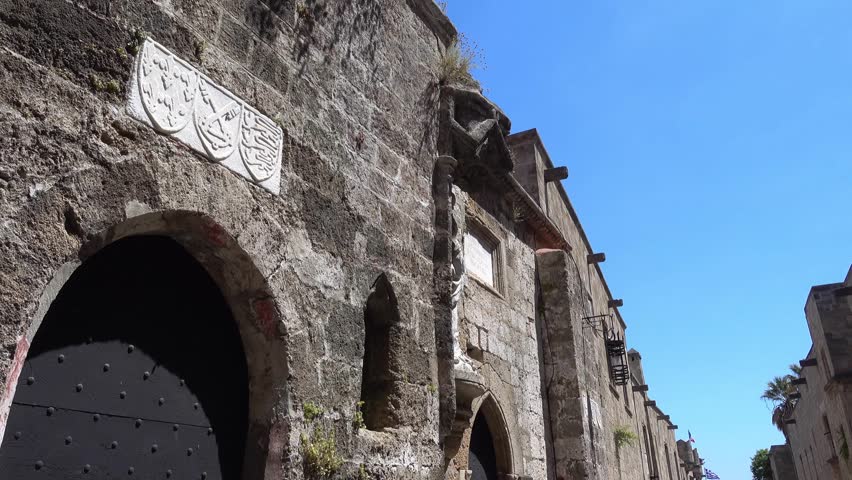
[469,413,498,480]
[0,210,290,480]
[0,236,248,479]
[471,392,514,478]
[360,273,403,431]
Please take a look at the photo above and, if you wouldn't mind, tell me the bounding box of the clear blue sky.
[445,1,852,479]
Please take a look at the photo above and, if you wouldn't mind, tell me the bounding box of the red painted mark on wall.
[252,297,279,339]
[0,336,30,442]
[203,221,228,248]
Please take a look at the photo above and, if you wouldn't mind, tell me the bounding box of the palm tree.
[761,364,801,434]
[789,363,802,377]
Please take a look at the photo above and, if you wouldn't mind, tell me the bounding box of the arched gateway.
[468,413,498,480]
[465,392,515,480]
[0,235,250,479]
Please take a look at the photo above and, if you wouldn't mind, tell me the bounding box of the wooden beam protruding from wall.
[587,253,606,264]
[544,166,569,182]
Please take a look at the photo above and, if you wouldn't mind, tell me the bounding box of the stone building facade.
[768,444,797,480]
[0,1,697,479]
[770,266,852,480]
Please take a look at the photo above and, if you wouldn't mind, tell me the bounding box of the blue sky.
[445,1,852,479]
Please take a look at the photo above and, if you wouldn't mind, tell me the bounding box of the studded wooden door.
[0,236,249,479]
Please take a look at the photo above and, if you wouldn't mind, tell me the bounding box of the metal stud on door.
[0,236,249,479]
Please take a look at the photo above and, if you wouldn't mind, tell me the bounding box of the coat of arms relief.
[128,39,283,194]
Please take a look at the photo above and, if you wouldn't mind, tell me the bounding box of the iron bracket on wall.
[582,313,611,334]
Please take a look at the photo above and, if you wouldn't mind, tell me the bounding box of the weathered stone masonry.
[0,1,698,479]
[769,266,852,480]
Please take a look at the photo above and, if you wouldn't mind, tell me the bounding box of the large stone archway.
[0,210,289,480]
[472,393,515,479]
[0,235,250,478]
[450,373,517,480]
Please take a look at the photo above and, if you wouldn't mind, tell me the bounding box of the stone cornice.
[498,173,569,251]
[406,0,457,47]
[507,129,627,331]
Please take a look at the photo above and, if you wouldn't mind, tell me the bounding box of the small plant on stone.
[89,75,120,94]
[356,463,370,480]
[427,383,437,395]
[105,80,121,94]
[436,33,484,89]
[839,428,849,461]
[296,2,316,26]
[303,401,324,423]
[300,427,342,479]
[89,74,106,92]
[127,29,148,56]
[194,40,207,61]
[613,425,638,449]
[353,400,366,430]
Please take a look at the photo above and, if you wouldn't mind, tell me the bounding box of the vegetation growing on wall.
[127,29,147,56]
[304,401,325,422]
[353,401,366,430]
[437,33,484,90]
[299,401,341,479]
[89,75,121,95]
[300,427,342,479]
[614,425,638,449]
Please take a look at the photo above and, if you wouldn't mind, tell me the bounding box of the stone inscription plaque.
[464,231,495,288]
[127,39,283,194]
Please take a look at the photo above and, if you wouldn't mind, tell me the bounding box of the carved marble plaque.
[464,230,496,288]
[128,39,283,194]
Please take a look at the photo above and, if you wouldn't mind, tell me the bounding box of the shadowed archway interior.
[0,235,249,479]
[469,413,498,480]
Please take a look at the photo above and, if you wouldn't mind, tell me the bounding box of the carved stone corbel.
[444,370,487,457]
[439,86,514,190]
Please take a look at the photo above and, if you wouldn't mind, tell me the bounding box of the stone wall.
[0,1,698,479]
[442,185,544,479]
[0,0,454,478]
[769,444,799,480]
[509,129,689,480]
[785,266,852,480]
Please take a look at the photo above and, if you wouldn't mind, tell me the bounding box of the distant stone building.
[772,266,852,480]
[768,444,797,480]
[0,1,698,479]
